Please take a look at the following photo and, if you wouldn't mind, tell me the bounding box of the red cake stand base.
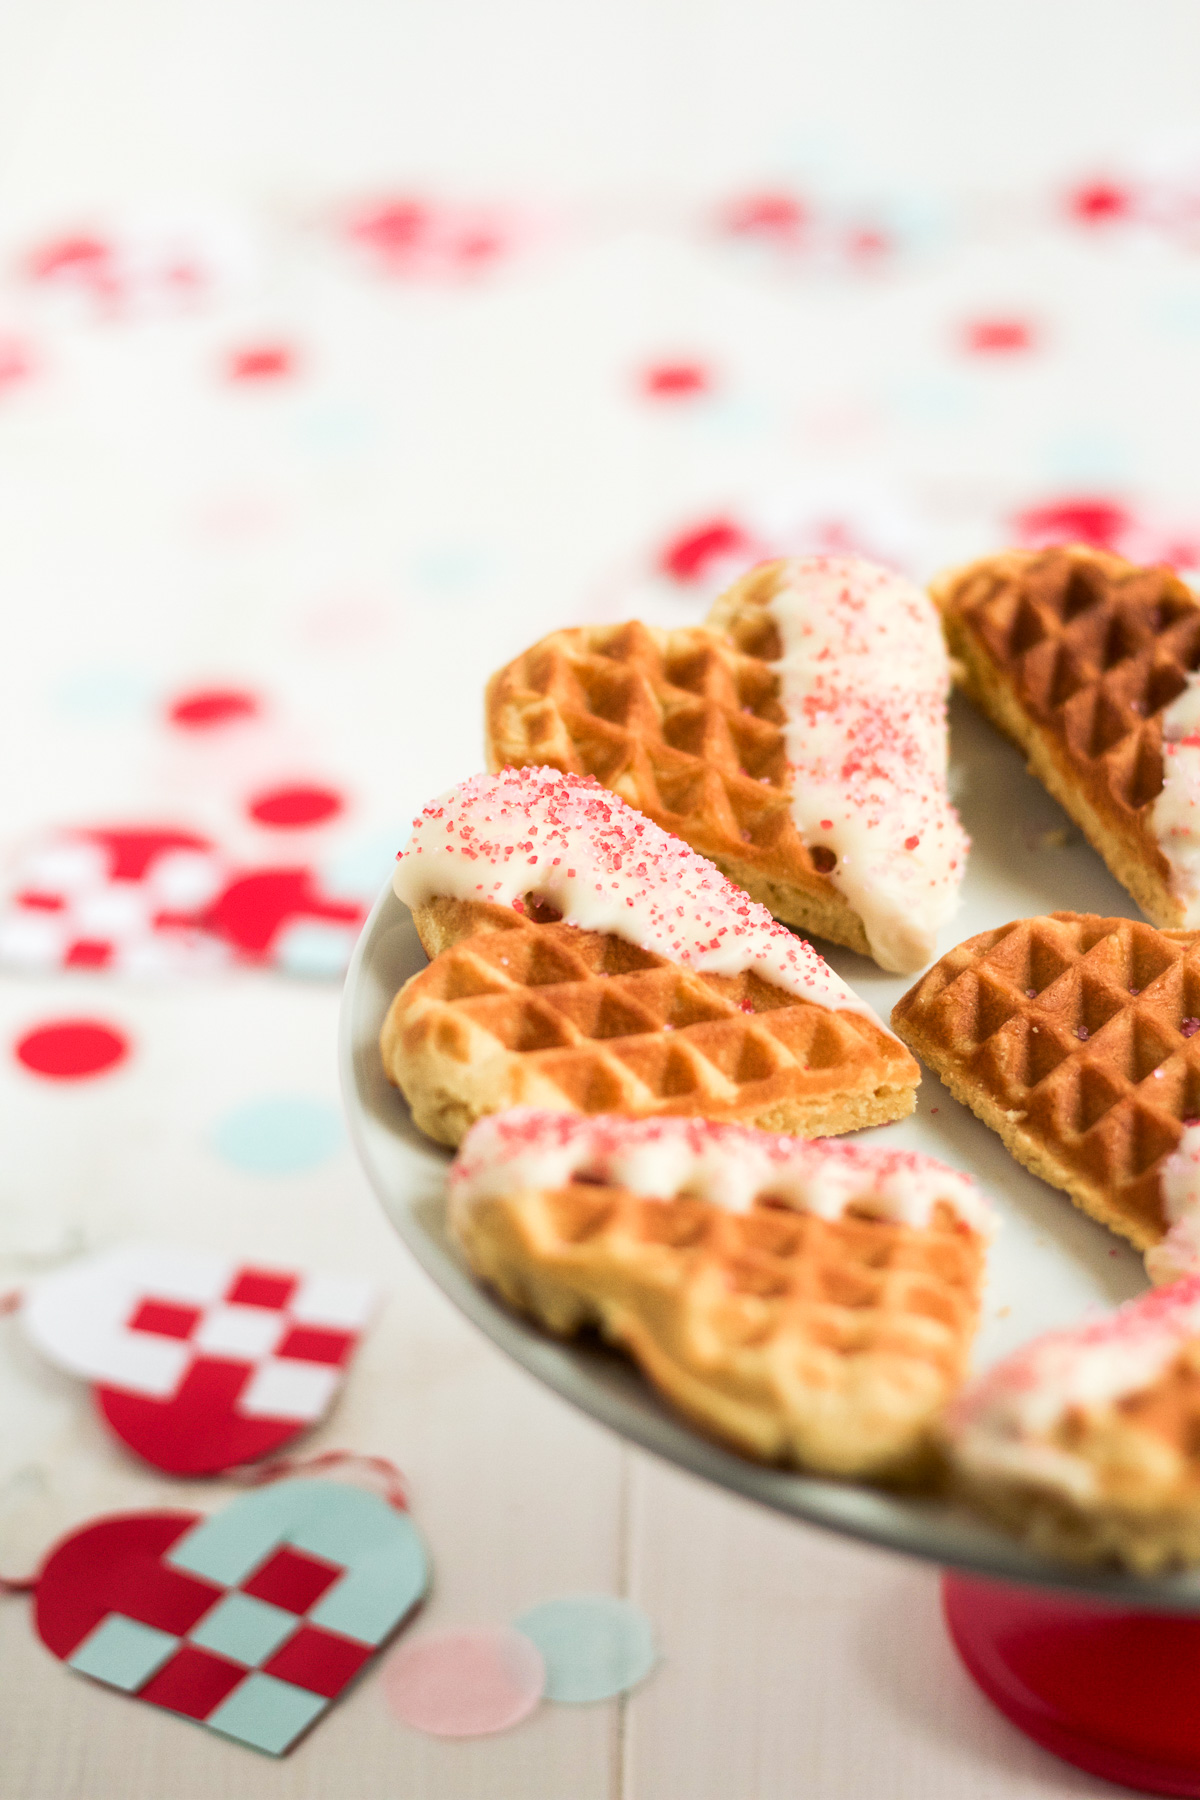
[943,1573,1200,1796]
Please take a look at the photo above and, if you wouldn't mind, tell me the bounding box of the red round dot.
[225,343,298,382]
[168,689,261,730]
[247,784,344,828]
[962,317,1036,355]
[16,1019,129,1080]
[640,361,711,399]
[905,835,920,851]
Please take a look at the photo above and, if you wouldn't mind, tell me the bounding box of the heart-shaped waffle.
[485,556,967,973]
[934,544,1200,930]
[892,911,1200,1283]
[947,1277,1200,1571]
[382,768,917,1146]
[449,1110,992,1478]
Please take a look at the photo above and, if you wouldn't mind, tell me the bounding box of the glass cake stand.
[340,704,1200,1795]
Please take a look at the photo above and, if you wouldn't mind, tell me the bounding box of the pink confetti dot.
[1068,180,1133,224]
[248,784,344,829]
[168,688,260,729]
[384,1627,545,1737]
[225,343,298,382]
[962,317,1036,355]
[640,361,711,399]
[15,1019,129,1080]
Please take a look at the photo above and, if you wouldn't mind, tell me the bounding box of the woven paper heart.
[34,1479,428,1754]
[24,1246,375,1474]
[0,826,368,977]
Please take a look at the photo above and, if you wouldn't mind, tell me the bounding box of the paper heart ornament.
[0,826,368,978]
[24,1246,375,1474]
[34,1478,428,1754]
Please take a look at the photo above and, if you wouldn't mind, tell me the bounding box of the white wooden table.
[3,2,1198,1792]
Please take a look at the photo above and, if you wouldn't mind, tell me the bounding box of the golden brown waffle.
[891,911,1200,1253]
[381,896,919,1147]
[455,1180,985,1478]
[484,562,876,961]
[947,1280,1200,1570]
[934,545,1200,927]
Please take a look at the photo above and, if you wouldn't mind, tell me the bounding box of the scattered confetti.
[383,1627,545,1736]
[513,1596,657,1703]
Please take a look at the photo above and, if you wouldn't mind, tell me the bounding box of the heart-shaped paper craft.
[34,1479,428,1755]
[24,1246,375,1474]
[0,826,368,978]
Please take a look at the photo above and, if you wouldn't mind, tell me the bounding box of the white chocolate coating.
[394,765,889,1025]
[1146,1124,1200,1284]
[1152,674,1200,927]
[765,556,968,974]
[947,1275,1200,1504]
[448,1107,995,1236]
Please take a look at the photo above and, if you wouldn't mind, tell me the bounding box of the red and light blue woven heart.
[33,1477,428,1755]
[22,1245,375,1474]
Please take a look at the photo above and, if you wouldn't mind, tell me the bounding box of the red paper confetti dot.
[26,234,110,283]
[15,1019,129,1080]
[640,361,712,399]
[962,317,1036,355]
[721,192,807,243]
[226,343,298,382]
[247,785,344,828]
[1068,181,1134,225]
[168,688,261,730]
[658,518,756,584]
[1011,497,1131,553]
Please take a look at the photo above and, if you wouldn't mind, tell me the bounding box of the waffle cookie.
[934,544,1200,929]
[486,556,967,974]
[450,1110,992,1477]
[891,911,1200,1282]
[947,1277,1200,1570]
[382,767,918,1147]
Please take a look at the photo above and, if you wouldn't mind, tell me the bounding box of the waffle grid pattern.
[465,1183,983,1473]
[941,546,1200,872]
[390,907,907,1135]
[893,912,1200,1245]
[486,594,842,906]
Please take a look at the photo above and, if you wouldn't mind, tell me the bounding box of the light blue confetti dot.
[53,668,155,718]
[513,1596,657,1703]
[321,831,406,900]
[211,1097,345,1175]
[411,544,492,594]
[1152,291,1200,334]
[1040,429,1130,485]
[273,919,360,978]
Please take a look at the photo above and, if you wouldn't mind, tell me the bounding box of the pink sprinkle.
[1026,988,1037,998]
[1182,1018,1200,1039]
[1076,1026,1089,1041]
[905,835,920,851]
[820,819,833,831]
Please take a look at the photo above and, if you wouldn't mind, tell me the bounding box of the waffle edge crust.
[933,544,1200,929]
[891,911,1200,1253]
[381,897,918,1148]
[453,1183,985,1479]
[484,562,877,961]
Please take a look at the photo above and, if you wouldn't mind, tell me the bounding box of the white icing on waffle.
[947,1276,1200,1504]
[394,765,889,1024]
[1152,674,1200,928]
[765,555,968,974]
[448,1108,995,1236]
[1146,1123,1200,1284]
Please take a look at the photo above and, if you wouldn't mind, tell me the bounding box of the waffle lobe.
[455,1180,984,1477]
[936,545,1200,926]
[892,911,1200,1250]
[381,896,917,1147]
[484,563,877,960]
